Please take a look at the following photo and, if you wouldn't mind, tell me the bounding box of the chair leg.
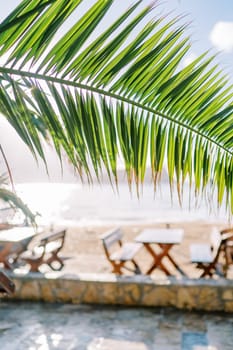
[3,260,14,270]
[111,262,124,274]
[110,260,141,275]
[199,262,224,278]
[0,271,15,294]
[199,263,214,278]
[200,269,213,278]
[225,246,233,266]
[46,255,64,271]
[132,259,141,274]
[23,259,42,272]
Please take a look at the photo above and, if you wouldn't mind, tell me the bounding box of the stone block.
[19,280,40,300]
[222,289,233,300]
[224,301,233,312]
[198,287,221,311]
[116,283,142,305]
[177,287,199,310]
[142,285,176,307]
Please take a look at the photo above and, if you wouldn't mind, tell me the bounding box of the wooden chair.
[220,227,233,267]
[190,229,228,277]
[19,228,67,272]
[0,271,15,294]
[100,228,142,275]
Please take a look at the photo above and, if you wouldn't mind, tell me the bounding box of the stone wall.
[3,272,233,312]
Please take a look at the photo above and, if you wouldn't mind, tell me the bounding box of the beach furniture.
[100,228,142,274]
[19,228,67,272]
[135,228,185,276]
[0,271,15,294]
[0,227,38,269]
[219,227,233,266]
[190,229,230,277]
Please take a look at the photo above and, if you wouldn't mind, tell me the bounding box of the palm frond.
[0,186,37,226]
[0,0,232,213]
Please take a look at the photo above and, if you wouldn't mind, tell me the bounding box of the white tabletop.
[135,228,184,244]
[0,227,38,242]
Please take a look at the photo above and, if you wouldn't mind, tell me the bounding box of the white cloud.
[183,53,198,67]
[210,21,233,52]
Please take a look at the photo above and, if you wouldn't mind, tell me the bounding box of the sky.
[1,1,233,72]
[0,0,233,183]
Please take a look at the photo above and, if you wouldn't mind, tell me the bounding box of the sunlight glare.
[16,183,80,224]
[87,337,147,350]
[51,333,63,346]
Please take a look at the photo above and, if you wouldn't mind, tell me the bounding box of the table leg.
[159,244,187,276]
[144,244,172,275]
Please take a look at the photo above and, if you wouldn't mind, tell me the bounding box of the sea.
[5,182,228,227]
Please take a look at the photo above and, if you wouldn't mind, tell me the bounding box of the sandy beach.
[49,220,233,279]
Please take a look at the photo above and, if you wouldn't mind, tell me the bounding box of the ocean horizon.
[4,182,227,227]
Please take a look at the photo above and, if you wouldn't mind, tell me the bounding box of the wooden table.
[0,227,39,269]
[135,228,185,276]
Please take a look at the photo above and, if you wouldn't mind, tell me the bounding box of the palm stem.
[0,144,15,192]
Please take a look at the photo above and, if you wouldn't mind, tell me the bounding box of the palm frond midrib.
[0,65,231,158]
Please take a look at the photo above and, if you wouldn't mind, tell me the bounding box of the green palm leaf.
[0,0,233,214]
[0,187,37,226]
